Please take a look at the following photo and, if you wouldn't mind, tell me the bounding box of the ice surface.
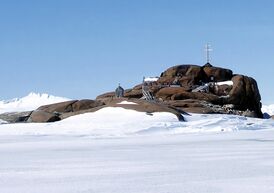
[0,129,274,193]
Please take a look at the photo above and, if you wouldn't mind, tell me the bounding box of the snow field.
[0,93,274,193]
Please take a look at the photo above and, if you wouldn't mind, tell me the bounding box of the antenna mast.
[205,43,213,63]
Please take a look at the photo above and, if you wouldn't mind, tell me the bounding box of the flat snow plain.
[0,95,274,193]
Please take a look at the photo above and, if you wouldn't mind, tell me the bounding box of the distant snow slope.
[0,92,70,113]
[262,104,274,116]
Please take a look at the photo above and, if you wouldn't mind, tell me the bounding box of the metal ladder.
[142,86,154,100]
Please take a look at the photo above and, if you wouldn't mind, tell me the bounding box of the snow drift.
[0,106,273,137]
[0,93,273,137]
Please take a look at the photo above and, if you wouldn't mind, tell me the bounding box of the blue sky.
[0,0,273,104]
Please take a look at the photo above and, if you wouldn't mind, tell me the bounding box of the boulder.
[203,66,233,82]
[72,100,105,112]
[105,98,185,121]
[158,65,206,87]
[37,99,105,114]
[62,98,185,121]
[38,100,78,114]
[0,111,32,123]
[163,99,232,114]
[213,84,233,96]
[96,92,115,100]
[23,99,106,123]
[155,87,190,100]
[60,105,106,120]
[28,110,60,123]
[124,89,143,98]
[272,115,274,120]
[171,91,221,104]
[163,99,216,114]
[228,75,262,117]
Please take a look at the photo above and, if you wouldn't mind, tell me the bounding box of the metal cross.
[205,43,213,63]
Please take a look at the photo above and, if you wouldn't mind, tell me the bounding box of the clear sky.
[0,0,273,104]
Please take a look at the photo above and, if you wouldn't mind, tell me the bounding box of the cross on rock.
[205,43,213,63]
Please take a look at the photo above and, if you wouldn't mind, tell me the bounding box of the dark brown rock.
[163,99,227,114]
[158,65,206,87]
[155,87,190,100]
[96,92,115,100]
[228,75,262,117]
[72,100,105,112]
[171,91,221,104]
[25,99,106,123]
[203,66,233,82]
[38,100,78,114]
[60,105,106,120]
[271,115,274,119]
[163,99,216,114]
[0,111,32,123]
[213,84,233,96]
[95,63,263,118]
[104,98,185,121]
[124,89,143,98]
[28,110,60,123]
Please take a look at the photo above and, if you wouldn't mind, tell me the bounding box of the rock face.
[97,63,263,118]
[0,111,32,123]
[227,75,262,114]
[28,110,61,123]
[8,98,184,123]
[0,100,106,123]
[102,98,185,121]
[0,63,263,123]
[28,99,106,123]
[2,97,185,123]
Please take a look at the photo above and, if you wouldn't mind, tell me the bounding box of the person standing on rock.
[115,84,124,98]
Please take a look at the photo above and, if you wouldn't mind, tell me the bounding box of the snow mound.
[216,80,233,86]
[0,107,273,137]
[0,92,70,113]
[144,77,159,82]
[117,101,138,105]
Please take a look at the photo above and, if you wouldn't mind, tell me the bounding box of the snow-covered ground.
[1,126,274,193]
[0,93,274,193]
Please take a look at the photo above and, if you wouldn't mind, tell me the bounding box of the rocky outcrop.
[28,110,61,123]
[0,100,107,123]
[104,98,185,121]
[203,65,233,82]
[1,97,185,123]
[97,63,263,118]
[227,75,262,113]
[0,111,32,123]
[0,63,263,123]
[28,99,106,122]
